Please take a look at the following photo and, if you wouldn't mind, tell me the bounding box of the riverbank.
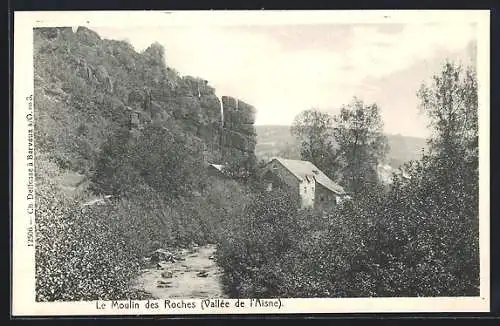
[132,244,227,299]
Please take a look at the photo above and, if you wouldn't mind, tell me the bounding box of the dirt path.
[132,244,227,299]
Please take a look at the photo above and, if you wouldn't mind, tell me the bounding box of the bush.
[34,155,147,301]
[35,154,225,301]
[34,26,265,301]
[216,189,300,297]
[370,155,479,297]
[216,162,478,298]
[35,194,145,301]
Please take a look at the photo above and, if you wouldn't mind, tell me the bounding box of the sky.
[92,23,477,138]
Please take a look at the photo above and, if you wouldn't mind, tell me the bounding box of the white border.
[12,10,490,315]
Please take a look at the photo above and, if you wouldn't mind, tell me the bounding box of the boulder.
[158,280,172,285]
[157,283,172,288]
[76,59,96,82]
[197,271,209,278]
[223,110,256,129]
[197,123,220,143]
[150,253,160,264]
[149,248,179,264]
[44,87,68,100]
[143,42,165,66]
[221,96,256,125]
[181,76,215,97]
[161,271,173,278]
[221,96,236,110]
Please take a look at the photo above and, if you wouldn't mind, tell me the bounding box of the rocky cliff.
[34,27,257,174]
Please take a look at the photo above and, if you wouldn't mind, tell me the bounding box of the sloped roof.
[270,157,346,195]
[208,163,224,171]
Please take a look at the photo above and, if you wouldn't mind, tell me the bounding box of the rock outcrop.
[76,26,102,46]
[37,27,73,39]
[34,26,258,175]
[94,65,114,93]
[220,96,257,163]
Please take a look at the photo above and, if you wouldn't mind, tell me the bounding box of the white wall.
[299,177,315,208]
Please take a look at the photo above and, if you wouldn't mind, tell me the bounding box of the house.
[259,157,347,209]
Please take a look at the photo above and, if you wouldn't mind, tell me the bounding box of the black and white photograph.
[12,10,490,315]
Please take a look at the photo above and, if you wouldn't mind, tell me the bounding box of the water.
[132,244,227,299]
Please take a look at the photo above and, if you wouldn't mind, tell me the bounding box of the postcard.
[12,10,490,315]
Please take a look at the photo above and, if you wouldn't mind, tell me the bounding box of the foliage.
[222,151,259,186]
[216,187,384,298]
[35,155,150,301]
[290,100,389,196]
[217,61,479,298]
[417,62,478,158]
[216,189,299,297]
[34,27,258,301]
[33,27,479,300]
[332,98,389,195]
[33,27,224,178]
[91,123,208,199]
[291,109,337,178]
[35,151,253,301]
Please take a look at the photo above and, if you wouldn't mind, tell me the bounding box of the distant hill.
[254,125,427,169]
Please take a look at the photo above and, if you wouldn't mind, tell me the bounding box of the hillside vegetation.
[217,62,479,298]
[34,27,479,301]
[34,27,256,301]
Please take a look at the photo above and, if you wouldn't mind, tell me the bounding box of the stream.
[132,244,227,299]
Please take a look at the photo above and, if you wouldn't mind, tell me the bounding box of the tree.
[131,123,209,199]
[332,97,389,195]
[91,122,208,199]
[223,152,258,184]
[418,61,478,157]
[291,109,338,179]
[373,61,480,296]
[90,127,140,196]
[417,61,478,212]
[417,61,479,293]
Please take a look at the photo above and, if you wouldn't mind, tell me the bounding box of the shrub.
[216,165,478,299]
[216,189,300,297]
[33,26,265,301]
[34,155,146,301]
[35,194,145,301]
